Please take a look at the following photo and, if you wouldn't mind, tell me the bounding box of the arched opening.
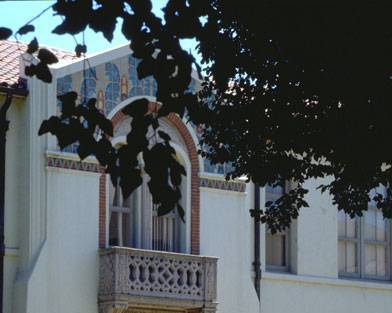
[101,96,201,254]
[107,126,191,253]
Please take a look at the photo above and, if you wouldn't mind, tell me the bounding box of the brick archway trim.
[99,111,200,254]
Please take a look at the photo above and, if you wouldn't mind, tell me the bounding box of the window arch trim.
[99,105,201,254]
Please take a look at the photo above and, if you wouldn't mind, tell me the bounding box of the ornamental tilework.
[128,55,157,97]
[53,53,232,175]
[56,75,79,154]
[80,68,97,103]
[47,156,101,173]
[199,177,246,192]
[183,79,234,175]
[105,62,120,115]
[56,75,73,117]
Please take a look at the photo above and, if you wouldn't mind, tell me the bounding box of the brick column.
[98,173,107,248]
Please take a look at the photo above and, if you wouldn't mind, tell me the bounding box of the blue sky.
[0,0,198,57]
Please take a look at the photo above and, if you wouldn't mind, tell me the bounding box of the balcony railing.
[98,247,218,313]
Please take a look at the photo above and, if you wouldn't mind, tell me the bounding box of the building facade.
[2,40,392,313]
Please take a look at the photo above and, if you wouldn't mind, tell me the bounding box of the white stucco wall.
[9,167,100,313]
[3,78,100,313]
[260,179,392,313]
[261,273,392,313]
[3,95,26,313]
[200,176,392,313]
[295,178,338,278]
[200,182,260,313]
[44,168,100,313]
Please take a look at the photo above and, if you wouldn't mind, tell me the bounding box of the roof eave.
[0,86,28,97]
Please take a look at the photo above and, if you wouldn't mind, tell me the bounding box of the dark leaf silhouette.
[157,202,175,217]
[38,48,59,65]
[120,168,142,200]
[177,204,185,223]
[97,115,113,137]
[24,65,36,77]
[52,0,90,34]
[52,19,87,35]
[25,63,53,83]
[17,0,392,230]
[122,98,149,117]
[75,44,87,57]
[89,5,118,42]
[58,91,78,117]
[0,27,12,40]
[78,132,96,160]
[137,57,155,80]
[26,37,39,54]
[17,24,34,35]
[95,137,115,166]
[35,62,52,83]
[158,130,171,142]
[38,116,61,135]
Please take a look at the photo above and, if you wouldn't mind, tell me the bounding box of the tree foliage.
[2,0,392,231]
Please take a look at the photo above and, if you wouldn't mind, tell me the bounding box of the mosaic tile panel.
[54,52,232,175]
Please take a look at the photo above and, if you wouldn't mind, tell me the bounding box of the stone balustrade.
[98,247,218,313]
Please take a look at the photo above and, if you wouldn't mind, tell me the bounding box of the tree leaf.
[58,91,78,117]
[177,204,185,223]
[75,44,87,57]
[24,64,36,77]
[95,137,114,166]
[120,168,142,201]
[97,114,113,137]
[26,37,39,54]
[78,132,97,160]
[35,62,52,83]
[137,57,155,79]
[0,27,12,40]
[158,130,171,142]
[17,24,34,35]
[38,116,61,136]
[157,202,175,216]
[38,48,59,65]
[122,98,149,117]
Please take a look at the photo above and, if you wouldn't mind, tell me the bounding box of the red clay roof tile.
[0,40,77,87]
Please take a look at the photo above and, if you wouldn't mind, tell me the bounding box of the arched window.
[128,55,156,97]
[80,68,97,103]
[108,145,188,253]
[105,63,120,115]
[56,75,72,115]
[57,75,79,153]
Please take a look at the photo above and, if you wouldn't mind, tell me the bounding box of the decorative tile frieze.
[46,155,101,173]
[199,177,246,192]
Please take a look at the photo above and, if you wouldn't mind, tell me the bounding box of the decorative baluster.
[99,248,217,309]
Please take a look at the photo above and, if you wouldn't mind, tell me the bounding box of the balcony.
[98,247,218,313]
